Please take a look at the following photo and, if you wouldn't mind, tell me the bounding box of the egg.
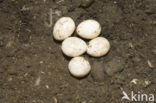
[61,37,87,57]
[87,37,110,57]
[76,19,101,39]
[53,17,75,41]
[68,56,91,78]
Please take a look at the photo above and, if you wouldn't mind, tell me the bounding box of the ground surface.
[0,0,156,103]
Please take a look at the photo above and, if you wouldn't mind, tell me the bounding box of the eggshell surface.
[68,57,91,77]
[87,37,110,57]
[76,19,101,39]
[62,37,87,57]
[53,17,75,40]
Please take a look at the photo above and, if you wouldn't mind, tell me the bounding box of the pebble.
[144,80,151,87]
[130,78,139,84]
[81,0,94,8]
[104,57,125,76]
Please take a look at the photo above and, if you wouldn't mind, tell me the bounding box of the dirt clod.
[91,61,106,82]
[104,57,125,76]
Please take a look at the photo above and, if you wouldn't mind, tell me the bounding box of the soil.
[0,0,156,103]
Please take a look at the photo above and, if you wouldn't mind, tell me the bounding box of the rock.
[81,0,94,8]
[104,57,125,76]
[91,61,106,82]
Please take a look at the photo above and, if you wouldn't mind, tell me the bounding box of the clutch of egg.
[53,17,110,78]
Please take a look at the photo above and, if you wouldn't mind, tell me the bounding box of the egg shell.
[53,17,75,41]
[87,37,110,57]
[68,57,91,78]
[76,19,101,39]
[61,37,87,57]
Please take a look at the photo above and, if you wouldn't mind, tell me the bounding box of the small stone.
[55,10,62,16]
[40,61,44,64]
[144,80,151,87]
[82,101,86,103]
[8,77,13,81]
[130,78,139,84]
[6,40,15,48]
[104,57,125,76]
[45,85,49,89]
[81,0,94,8]
[147,60,154,68]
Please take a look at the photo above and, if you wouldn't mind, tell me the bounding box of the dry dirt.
[0,0,156,103]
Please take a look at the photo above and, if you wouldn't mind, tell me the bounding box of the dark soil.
[0,0,156,103]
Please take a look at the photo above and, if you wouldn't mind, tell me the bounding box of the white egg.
[68,57,91,78]
[87,37,110,57]
[76,19,101,39]
[61,37,87,57]
[53,17,75,41]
